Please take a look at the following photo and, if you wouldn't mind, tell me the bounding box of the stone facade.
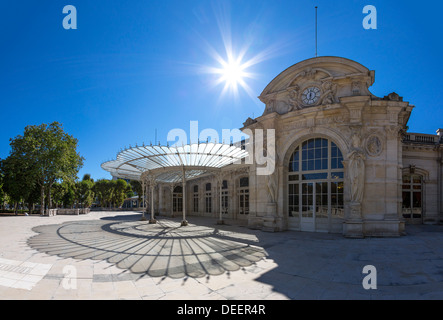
[152,56,442,238]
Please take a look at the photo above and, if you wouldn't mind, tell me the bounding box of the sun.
[219,58,246,87]
[205,51,255,100]
[195,4,289,102]
[215,55,250,94]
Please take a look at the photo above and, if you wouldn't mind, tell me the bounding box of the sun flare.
[220,58,246,86]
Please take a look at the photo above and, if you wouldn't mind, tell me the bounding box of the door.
[402,175,423,224]
[301,182,315,231]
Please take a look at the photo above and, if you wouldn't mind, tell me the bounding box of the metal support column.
[181,167,188,226]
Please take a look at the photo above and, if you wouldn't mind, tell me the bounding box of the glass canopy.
[101,143,249,183]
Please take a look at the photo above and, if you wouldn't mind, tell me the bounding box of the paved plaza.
[0,211,443,300]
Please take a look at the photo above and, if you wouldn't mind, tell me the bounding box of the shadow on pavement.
[27,216,266,280]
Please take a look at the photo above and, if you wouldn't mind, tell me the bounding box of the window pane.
[308,160,314,171]
[315,159,321,170]
[302,173,328,180]
[239,177,249,187]
[412,192,421,208]
[402,191,411,209]
[322,139,328,147]
[322,158,328,169]
[412,176,422,184]
[308,149,314,159]
[307,139,315,149]
[331,172,344,179]
[331,158,337,169]
[331,146,337,157]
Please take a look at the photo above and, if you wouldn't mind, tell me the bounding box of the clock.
[301,86,321,105]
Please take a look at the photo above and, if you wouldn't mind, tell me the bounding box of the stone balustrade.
[403,133,439,144]
[44,208,90,216]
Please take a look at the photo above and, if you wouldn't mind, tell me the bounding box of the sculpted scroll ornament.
[320,80,337,105]
[287,85,302,110]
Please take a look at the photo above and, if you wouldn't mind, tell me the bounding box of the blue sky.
[0,0,442,180]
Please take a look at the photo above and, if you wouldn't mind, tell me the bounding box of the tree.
[5,122,84,214]
[0,171,5,210]
[94,179,113,208]
[76,179,95,208]
[0,156,36,214]
[82,173,94,183]
[52,182,68,208]
[112,179,129,208]
[25,184,41,214]
[130,180,142,206]
[63,184,76,208]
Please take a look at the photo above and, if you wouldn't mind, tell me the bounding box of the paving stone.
[0,211,442,300]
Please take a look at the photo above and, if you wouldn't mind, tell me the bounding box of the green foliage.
[129,180,142,202]
[93,179,113,208]
[113,179,129,208]
[63,185,76,208]
[0,155,36,205]
[76,179,95,208]
[93,178,131,208]
[1,122,84,213]
[0,171,5,206]
[82,173,94,182]
[52,182,67,207]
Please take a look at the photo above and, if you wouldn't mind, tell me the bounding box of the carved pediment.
[259,57,375,117]
[288,67,333,87]
[260,78,339,116]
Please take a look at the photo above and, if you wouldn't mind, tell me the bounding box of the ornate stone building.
[116,56,443,238]
[237,56,442,237]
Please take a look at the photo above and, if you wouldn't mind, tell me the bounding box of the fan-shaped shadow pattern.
[27,219,266,279]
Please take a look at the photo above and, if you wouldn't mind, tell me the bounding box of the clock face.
[301,86,321,105]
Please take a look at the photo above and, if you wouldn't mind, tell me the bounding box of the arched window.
[205,183,212,213]
[221,180,228,214]
[402,174,423,223]
[288,138,344,232]
[238,177,249,216]
[173,186,183,212]
[193,185,199,213]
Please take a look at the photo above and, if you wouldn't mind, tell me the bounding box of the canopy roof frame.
[101,142,249,184]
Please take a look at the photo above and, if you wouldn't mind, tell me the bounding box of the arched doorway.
[238,177,249,221]
[287,137,344,232]
[402,174,423,224]
[173,186,183,214]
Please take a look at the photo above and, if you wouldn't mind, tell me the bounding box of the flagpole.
[315,6,318,57]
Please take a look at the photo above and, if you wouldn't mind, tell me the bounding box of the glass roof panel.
[101,143,248,182]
